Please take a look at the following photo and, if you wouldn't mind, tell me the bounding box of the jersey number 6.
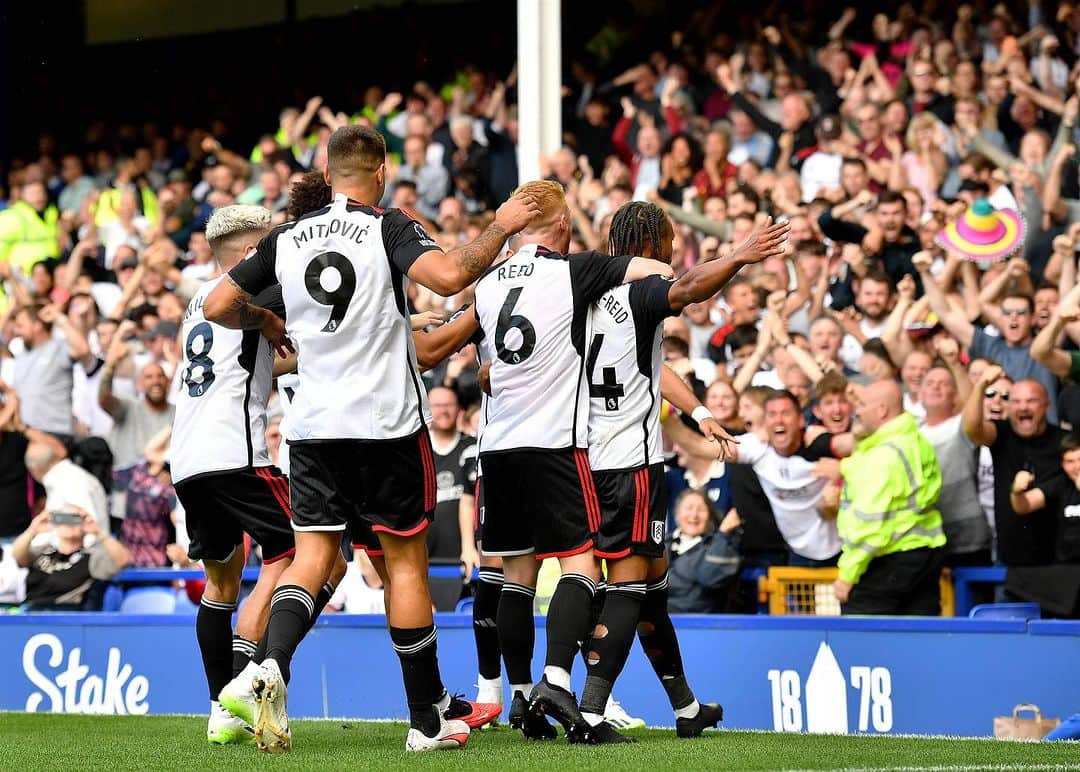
[305,251,357,332]
[495,287,536,364]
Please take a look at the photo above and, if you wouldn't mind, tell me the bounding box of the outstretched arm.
[665,218,790,313]
[659,364,736,450]
[660,406,728,460]
[962,364,1001,446]
[407,192,539,295]
[1031,294,1078,378]
[414,307,480,372]
[913,251,974,347]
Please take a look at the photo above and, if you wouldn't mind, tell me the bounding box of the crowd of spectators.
[3,0,1080,616]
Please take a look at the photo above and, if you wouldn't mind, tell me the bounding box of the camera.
[50,511,85,526]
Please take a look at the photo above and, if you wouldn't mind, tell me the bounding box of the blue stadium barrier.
[951,567,1007,616]
[3,611,1077,736]
[111,565,770,585]
[969,602,1041,620]
[117,587,176,614]
[111,565,472,584]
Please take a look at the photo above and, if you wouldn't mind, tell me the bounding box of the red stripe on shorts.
[418,430,436,513]
[573,448,601,533]
[630,469,640,542]
[257,467,292,517]
[473,479,481,531]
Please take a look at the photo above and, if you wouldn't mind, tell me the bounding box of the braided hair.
[608,201,668,258]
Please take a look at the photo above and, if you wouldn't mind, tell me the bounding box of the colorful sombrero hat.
[936,198,1024,264]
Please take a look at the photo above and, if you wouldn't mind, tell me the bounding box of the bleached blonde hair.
[206,204,271,250]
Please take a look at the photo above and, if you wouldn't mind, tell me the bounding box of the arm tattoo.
[454,223,508,282]
[217,276,268,330]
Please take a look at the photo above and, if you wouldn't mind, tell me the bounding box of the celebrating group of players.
[171,124,788,752]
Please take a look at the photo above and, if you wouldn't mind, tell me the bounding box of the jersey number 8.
[305,251,357,332]
[495,287,536,364]
[182,322,215,397]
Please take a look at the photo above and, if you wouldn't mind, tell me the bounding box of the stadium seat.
[968,602,1041,620]
[172,589,199,614]
[455,597,474,614]
[119,587,177,614]
[101,584,124,612]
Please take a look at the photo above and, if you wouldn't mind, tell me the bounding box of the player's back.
[171,276,274,483]
[272,193,431,442]
[586,277,670,472]
[474,244,635,454]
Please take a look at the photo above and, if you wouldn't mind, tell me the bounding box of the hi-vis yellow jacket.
[837,412,946,584]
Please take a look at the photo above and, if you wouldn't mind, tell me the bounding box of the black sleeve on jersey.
[382,208,441,274]
[568,251,633,308]
[626,275,674,378]
[628,274,676,331]
[800,432,836,461]
[252,285,286,321]
[228,228,280,296]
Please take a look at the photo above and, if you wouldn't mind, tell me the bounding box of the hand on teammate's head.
[494,191,542,234]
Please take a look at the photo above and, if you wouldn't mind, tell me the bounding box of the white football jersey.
[474,244,632,453]
[171,277,276,483]
[228,194,437,443]
[276,371,298,477]
[735,432,842,560]
[586,276,674,472]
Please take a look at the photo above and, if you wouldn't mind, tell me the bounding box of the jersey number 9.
[305,252,357,332]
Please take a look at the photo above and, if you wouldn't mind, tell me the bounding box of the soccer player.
[273,168,502,731]
[579,203,787,741]
[171,204,345,746]
[472,179,674,742]
[206,125,539,752]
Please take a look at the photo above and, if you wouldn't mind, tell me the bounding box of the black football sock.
[309,580,335,628]
[246,580,333,669]
[580,581,646,717]
[579,580,607,669]
[390,624,443,736]
[263,585,315,684]
[497,581,536,689]
[543,573,596,681]
[196,596,236,700]
[637,573,695,711]
[252,631,268,665]
[474,567,504,680]
[231,635,257,677]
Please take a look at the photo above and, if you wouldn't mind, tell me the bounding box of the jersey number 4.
[495,287,536,364]
[305,252,356,332]
[182,322,215,398]
[586,333,624,411]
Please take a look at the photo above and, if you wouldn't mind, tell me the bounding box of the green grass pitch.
[1,713,1076,770]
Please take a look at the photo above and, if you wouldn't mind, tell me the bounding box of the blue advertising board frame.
[1,613,1075,736]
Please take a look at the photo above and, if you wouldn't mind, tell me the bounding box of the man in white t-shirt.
[725,389,849,564]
